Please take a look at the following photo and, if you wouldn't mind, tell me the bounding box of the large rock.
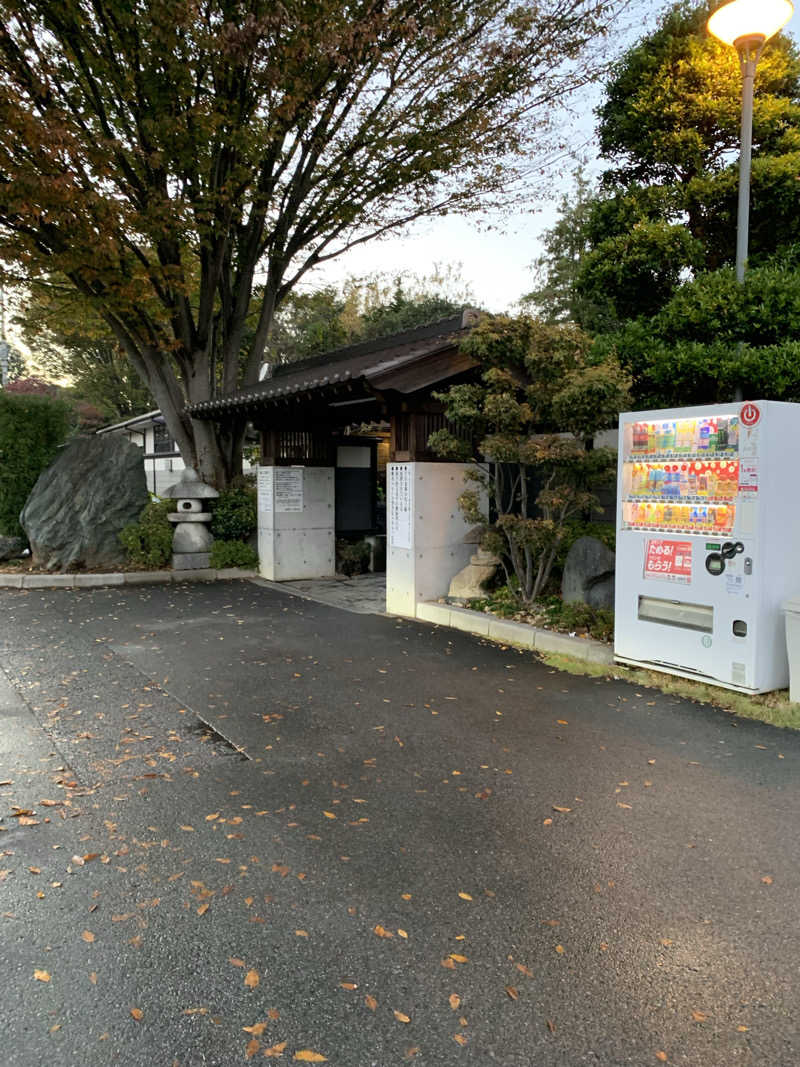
[561,535,615,610]
[0,535,25,562]
[20,436,149,571]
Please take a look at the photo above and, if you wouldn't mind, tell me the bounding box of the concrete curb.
[0,567,258,590]
[414,600,614,666]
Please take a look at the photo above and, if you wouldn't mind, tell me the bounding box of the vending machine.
[614,400,800,693]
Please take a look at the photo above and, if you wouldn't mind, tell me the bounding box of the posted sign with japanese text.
[644,539,692,583]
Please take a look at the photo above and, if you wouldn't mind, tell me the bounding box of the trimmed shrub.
[210,485,257,541]
[0,392,71,537]
[209,539,258,570]
[119,499,173,568]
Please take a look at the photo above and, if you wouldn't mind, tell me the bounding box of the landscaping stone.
[447,547,500,600]
[561,535,616,610]
[20,436,148,571]
[0,535,25,562]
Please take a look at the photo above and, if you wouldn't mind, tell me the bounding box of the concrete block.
[415,601,451,626]
[22,574,75,589]
[122,571,173,585]
[0,574,23,588]
[533,628,613,664]
[447,605,490,636]
[74,573,125,587]
[172,568,216,583]
[487,618,536,649]
[172,552,211,570]
[215,568,258,579]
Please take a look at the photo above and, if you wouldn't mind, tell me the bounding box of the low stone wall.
[0,567,257,589]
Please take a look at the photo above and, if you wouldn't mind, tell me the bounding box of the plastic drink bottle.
[699,419,710,450]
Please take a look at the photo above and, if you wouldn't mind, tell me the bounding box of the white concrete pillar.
[386,462,475,617]
[257,465,335,580]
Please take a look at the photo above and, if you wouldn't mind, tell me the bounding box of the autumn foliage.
[0,0,627,486]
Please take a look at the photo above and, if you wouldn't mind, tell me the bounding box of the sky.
[311,3,800,315]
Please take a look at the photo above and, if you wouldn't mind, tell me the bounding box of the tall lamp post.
[707,0,794,285]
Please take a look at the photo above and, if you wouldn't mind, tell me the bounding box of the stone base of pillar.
[173,552,212,570]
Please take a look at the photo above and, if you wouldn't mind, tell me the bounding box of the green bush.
[119,499,173,569]
[539,596,614,643]
[209,539,258,569]
[0,392,72,537]
[210,485,257,541]
[336,538,371,576]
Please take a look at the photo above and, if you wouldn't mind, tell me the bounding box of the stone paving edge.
[0,567,258,590]
[413,600,614,666]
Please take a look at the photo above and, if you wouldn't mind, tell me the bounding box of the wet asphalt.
[1,578,799,1066]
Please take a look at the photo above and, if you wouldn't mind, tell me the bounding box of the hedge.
[0,392,72,538]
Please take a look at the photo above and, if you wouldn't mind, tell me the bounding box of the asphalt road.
[1,579,799,1066]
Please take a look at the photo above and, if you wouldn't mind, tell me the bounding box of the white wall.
[386,462,475,617]
[258,466,335,581]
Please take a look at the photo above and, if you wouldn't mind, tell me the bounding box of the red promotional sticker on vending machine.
[644,539,692,583]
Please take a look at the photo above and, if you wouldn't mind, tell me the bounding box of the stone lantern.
[162,469,219,570]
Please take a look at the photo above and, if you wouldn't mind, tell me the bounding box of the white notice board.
[275,467,304,512]
[389,463,412,549]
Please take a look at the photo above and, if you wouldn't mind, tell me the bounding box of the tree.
[593,258,800,408]
[0,0,628,487]
[14,280,153,419]
[429,315,630,604]
[530,1,800,329]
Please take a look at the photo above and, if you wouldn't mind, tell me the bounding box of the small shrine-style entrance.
[187,310,483,618]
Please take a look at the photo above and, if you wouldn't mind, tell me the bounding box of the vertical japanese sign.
[389,463,412,549]
[274,467,304,512]
[257,465,273,514]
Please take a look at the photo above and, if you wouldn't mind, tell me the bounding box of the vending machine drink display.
[614,400,800,693]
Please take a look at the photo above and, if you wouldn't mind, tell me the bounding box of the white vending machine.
[614,400,800,693]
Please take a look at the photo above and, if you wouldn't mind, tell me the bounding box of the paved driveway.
[1,579,799,1065]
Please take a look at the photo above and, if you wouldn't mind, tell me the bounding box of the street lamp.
[707,0,794,284]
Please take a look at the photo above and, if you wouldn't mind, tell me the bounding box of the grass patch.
[538,651,800,731]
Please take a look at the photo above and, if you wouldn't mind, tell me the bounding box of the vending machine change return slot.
[638,596,713,633]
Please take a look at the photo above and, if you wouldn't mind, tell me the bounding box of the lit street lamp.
[708,0,794,284]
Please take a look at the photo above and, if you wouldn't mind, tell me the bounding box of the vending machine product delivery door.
[614,400,800,693]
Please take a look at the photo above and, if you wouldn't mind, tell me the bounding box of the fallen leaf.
[659,938,673,947]
[365,994,378,1011]
[556,720,568,725]
[28,866,41,874]
[373,924,393,939]
[17,817,39,826]
[322,811,337,819]
[505,986,519,1000]
[648,759,656,765]
[245,1038,260,1058]
[397,928,408,940]
[295,929,309,937]
[555,945,564,955]
[655,1054,667,1063]
[206,812,220,821]
[453,1034,468,1046]
[449,994,461,1010]
[229,957,245,967]
[516,963,533,977]
[243,1022,268,1036]
[542,818,553,826]
[89,972,97,985]
[401,893,412,901]
[34,969,51,982]
[458,892,473,901]
[691,1011,707,1022]
[394,1010,411,1023]
[449,954,468,963]
[552,806,571,813]
[761,875,773,885]
[264,1042,287,1057]
[81,930,95,943]
[339,982,357,991]
[546,1019,556,1033]
[244,969,259,989]
[130,1008,143,1021]
[737,1025,749,1032]
[617,802,632,810]
[441,957,456,970]
[293,1052,327,1062]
